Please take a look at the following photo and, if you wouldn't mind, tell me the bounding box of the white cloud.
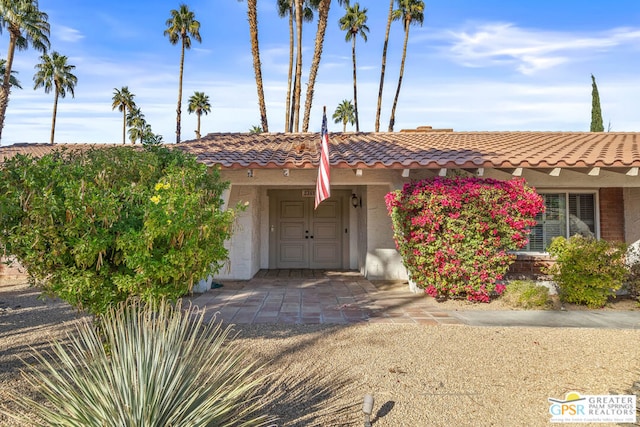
[56,25,84,43]
[439,23,640,75]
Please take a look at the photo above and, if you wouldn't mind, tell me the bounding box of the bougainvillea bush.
[385,176,544,302]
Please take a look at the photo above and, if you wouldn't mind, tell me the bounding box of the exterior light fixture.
[247,169,254,178]
[351,193,361,208]
[363,394,374,427]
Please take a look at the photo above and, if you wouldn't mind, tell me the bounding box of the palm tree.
[0,58,22,89]
[301,0,346,132]
[332,99,355,132]
[126,106,145,145]
[249,125,263,134]
[277,0,294,132]
[0,0,50,142]
[375,0,395,132]
[187,91,211,139]
[143,132,164,146]
[339,2,369,132]
[240,0,268,133]
[140,123,155,144]
[112,86,136,145]
[291,0,303,132]
[278,0,313,132]
[388,0,424,132]
[33,51,77,145]
[164,4,201,144]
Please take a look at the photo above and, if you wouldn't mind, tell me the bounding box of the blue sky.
[2,0,640,144]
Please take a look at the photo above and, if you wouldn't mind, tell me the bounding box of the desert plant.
[0,146,237,316]
[545,235,628,308]
[501,280,551,309]
[4,299,275,426]
[386,176,544,302]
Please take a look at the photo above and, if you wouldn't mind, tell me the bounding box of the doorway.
[269,189,348,269]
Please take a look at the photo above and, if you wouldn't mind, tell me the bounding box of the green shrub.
[4,300,275,427]
[500,280,551,309]
[545,235,627,308]
[0,146,238,316]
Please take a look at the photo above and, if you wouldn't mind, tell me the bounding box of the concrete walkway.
[188,270,640,329]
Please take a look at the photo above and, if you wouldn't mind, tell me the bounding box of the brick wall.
[599,188,625,242]
[507,254,555,279]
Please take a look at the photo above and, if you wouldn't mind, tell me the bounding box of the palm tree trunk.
[122,109,126,145]
[248,0,269,133]
[0,35,18,142]
[375,0,394,132]
[177,39,185,143]
[50,90,59,145]
[196,112,201,139]
[388,20,410,132]
[289,73,297,132]
[285,2,294,132]
[301,0,331,132]
[352,37,359,132]
[293,0,303,132]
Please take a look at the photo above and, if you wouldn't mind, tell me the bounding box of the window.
[526,192,597,252]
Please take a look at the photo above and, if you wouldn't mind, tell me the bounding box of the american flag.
[315,109,331,209]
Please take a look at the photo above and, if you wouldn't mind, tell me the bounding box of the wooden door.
[274,192,342,269]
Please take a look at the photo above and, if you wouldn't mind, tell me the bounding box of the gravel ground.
[1,280,639,426]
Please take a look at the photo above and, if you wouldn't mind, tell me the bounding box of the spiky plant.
[6,300,275,426]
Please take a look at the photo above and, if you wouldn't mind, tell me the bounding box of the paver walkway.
[188,269,463,325]
[188,270,640,328]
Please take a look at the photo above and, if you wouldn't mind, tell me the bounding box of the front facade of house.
[2,132,639,282]
[178,130,640,281]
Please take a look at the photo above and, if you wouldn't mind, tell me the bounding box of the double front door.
[271,191,344,269]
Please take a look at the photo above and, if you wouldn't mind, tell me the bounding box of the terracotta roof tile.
[3,132,640,171]
[177,131,640,170]
[0,143,114,163]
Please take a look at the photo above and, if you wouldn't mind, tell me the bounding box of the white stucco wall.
[363,185,409,280]
[214,185,261,280]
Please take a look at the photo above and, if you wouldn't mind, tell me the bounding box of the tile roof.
[3,131,640,171]
[0,143,111,162]
[177,131,640,170]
